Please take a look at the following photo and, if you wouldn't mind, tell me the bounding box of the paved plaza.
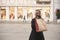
[0,23,60,40]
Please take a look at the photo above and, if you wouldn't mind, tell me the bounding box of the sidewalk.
[0,23,60,40]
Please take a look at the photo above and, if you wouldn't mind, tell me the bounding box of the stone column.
[0,7,1,20]
[49,0,54,22]
[14,7,17,21]
[6,7,9,21]
[23,7,27,21]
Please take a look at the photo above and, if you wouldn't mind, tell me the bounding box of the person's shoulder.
[31,18,35,22]
[32,18,35,20]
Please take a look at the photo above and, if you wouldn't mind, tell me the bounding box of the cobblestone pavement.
[0,23,60,40]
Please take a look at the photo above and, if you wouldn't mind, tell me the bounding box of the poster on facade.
[44,7,50,18]
[1,9,6,20]
[26,7,33,19]
[9,7,15,20]
[17,7,23,19]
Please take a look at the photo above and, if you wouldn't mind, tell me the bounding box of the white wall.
[0,0,36,6]
[1,0,60,22]
[53,0,60,22]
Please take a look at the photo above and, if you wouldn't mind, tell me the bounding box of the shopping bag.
[35,19,47,32]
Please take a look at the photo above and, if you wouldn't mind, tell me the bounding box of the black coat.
[29,18,45,40]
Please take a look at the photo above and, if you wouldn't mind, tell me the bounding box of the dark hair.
[35,9,41,13]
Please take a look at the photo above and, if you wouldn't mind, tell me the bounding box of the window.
[9,7,15,20]
[26,7,33,19]
[1,9,6,20]
[17,7,23,20]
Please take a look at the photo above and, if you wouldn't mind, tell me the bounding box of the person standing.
[29,9,46,40]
